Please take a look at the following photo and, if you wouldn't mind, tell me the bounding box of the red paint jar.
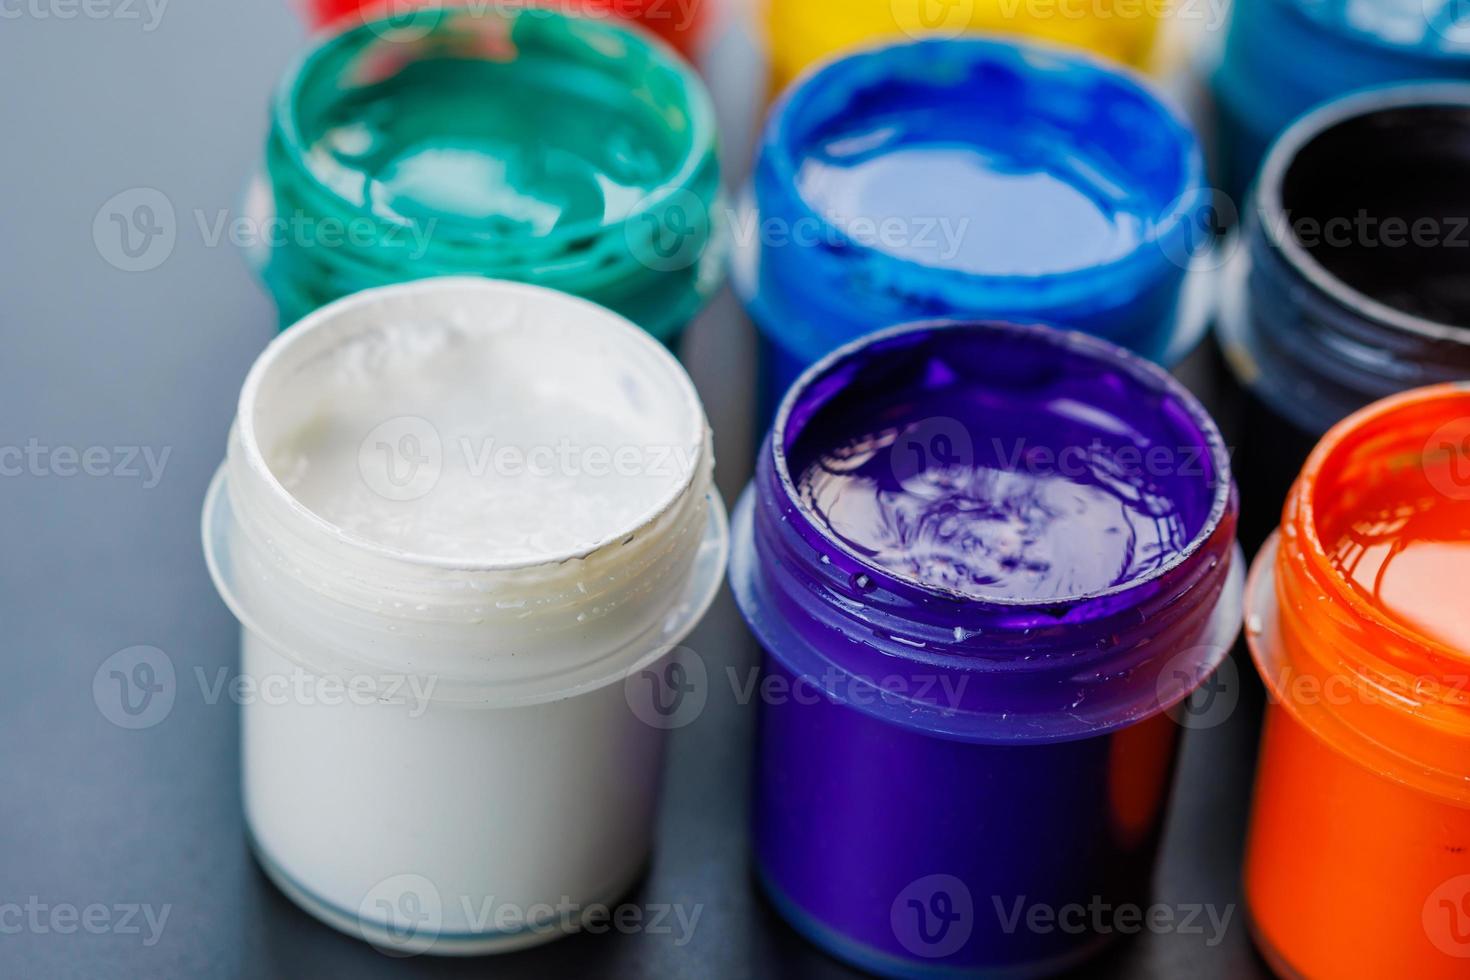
[299,0,710,59]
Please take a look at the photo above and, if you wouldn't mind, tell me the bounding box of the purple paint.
[729,321,1242,976]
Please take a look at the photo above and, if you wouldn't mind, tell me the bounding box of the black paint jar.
[1217,83,1470,552]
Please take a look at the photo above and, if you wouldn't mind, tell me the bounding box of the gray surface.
[0,4,1271,977]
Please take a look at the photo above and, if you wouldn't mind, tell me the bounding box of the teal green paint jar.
[257,7,723,344]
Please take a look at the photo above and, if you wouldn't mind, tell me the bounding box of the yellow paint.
[765,0,1166,95]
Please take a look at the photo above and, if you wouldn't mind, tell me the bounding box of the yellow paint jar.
[765,0,1166,94]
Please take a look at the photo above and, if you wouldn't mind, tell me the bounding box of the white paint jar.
[202,278,727,956]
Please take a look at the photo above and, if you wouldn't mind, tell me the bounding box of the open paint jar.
[1243,383,1470,978]
[729,321,1243,976]
[299,0,711,59]
[1218,84,1470,551]
[201,278,727,954]
[736,38,1208,418]
[259,6,723,345]
[1214,0,1470,196]
[764,0,1163,96]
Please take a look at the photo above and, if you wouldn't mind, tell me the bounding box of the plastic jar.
[1243,383,1470,978]
[201,278,727,955]
[258,7,723,344]
[300,0,711,59]
[1213,0,1470,197]
[1217,84,1470,551]
[735,38,1208,419]
[764,0,1164,96]
[729,320,1243,977]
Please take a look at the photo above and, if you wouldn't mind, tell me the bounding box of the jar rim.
[1289,381,1470,665]
[1255,82,1470,349]
[235,276,708,573]
[270,5,718,253]
[769,319,1235,610]
[759,35,1205,295]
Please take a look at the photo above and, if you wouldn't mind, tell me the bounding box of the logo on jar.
[1423,874,1470,958]
[1424,416,1470,502]
[624,646,707,730]
[93,646,176,730]
[890,416,976,495]
[358,416,443,502]
[891,874,974,959]
[359,873,443,957]
[93,188,176,273]
[625,187,712,273]
[891,0,977,39]
[1156,644,1238,730]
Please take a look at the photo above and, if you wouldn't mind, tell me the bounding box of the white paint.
[203,278,727,955]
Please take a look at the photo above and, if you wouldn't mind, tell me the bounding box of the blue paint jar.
[734,37,1209,418]
[730,320,1245,977]
[1217,83,1470,550]
[1214,0,1470,198]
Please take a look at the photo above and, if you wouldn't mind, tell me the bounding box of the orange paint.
[1244,384,1470,978]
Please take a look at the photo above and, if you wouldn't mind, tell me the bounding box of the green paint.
[262,8,722,341]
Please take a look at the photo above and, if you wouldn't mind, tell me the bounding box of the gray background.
[0,2,1272,976]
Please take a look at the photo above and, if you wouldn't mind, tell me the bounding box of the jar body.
[1213,0,1470,196]
[1244,702,1470,978]
[765,0,1161,95]
[752,654,1181,977]
[241,631,668,955]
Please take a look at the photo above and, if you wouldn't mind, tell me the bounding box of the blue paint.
[1214,0,1470,198]
[737,38,1207,417]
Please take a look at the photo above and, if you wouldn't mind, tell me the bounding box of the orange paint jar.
[1244,383,1470,978]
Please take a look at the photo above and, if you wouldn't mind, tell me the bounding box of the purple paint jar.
[729,321,1243,977]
